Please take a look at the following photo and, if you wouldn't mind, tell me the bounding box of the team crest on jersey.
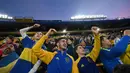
[81,64,85,67]
[65,57,70,63]
[56,57,59,60]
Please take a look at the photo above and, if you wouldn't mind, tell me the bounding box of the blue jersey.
[77,57,99,73]
[99,35,130,73]
[22,36,47,50]
[47,51,73,73]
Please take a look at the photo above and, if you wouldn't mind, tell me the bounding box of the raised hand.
[33,24,40,28]
[124,30,130,36]
[91,26,100,35]
[46,28,57,36]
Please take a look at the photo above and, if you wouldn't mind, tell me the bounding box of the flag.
[0,52,18,73]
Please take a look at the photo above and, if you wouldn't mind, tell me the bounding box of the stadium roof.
[0,18,130,36]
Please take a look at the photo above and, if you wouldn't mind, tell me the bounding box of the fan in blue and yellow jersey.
[99,30,130,73]
[0,47,19,73]
[111,35,130,64]
[32,28,79,73]
[0,35,19,73]
[75,26,100,73]
[10,24,47,73]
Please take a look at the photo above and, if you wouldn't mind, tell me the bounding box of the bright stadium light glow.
[0,14,13,19]
[97,28,100,31]
[63,29,67,33]
[8,16,13,19]
[70,15,107,20]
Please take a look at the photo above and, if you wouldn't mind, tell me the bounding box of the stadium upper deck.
[0,18,130,31]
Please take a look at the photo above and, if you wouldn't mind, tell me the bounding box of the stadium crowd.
[0,24,130,73]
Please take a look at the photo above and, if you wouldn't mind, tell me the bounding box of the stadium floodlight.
[3,15,8,18]
[0,14,13,19]
[70,15,107,20]
[0,14,2,17]
[8,16,13,19]
[63,29,67,33]
[97,28,100,31]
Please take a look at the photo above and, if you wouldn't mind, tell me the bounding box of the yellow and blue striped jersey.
[10,36,45,73]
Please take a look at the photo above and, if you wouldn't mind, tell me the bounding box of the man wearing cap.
[32,28,78,73]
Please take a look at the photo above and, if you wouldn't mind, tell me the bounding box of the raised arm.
[86,26,100,62]
[32,28,57,64]
[102,30,130,59]
[19,24,40,38]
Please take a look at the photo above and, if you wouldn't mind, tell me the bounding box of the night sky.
[0,0,130,20]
